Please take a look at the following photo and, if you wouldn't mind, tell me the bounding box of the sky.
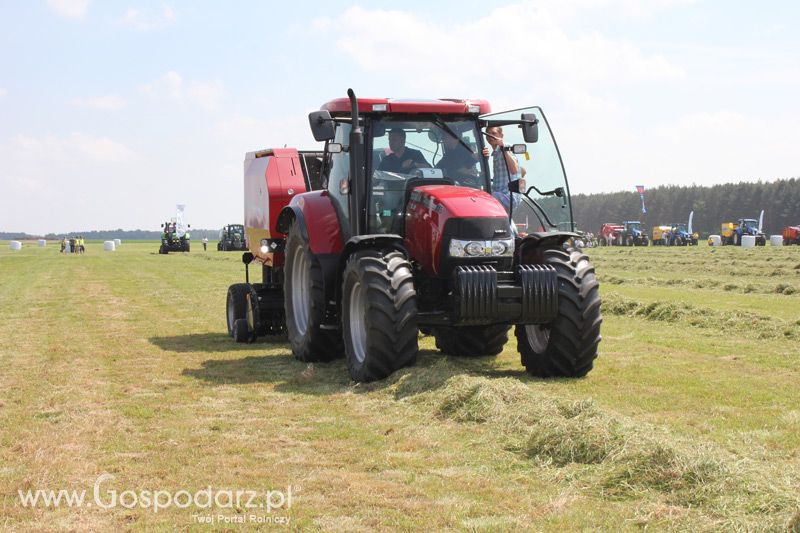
[1,0,799,234]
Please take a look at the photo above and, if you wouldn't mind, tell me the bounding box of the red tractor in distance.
[226,89,602,382]
[784,225,800,245]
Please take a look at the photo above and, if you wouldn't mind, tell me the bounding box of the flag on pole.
[635,185,646,214]
[176,204,187,237]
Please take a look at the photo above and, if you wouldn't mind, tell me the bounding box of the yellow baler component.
[652,225,672,241]
[721,222,737,238]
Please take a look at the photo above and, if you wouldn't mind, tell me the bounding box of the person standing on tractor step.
[483,126,524,212]
[378,127,430,172]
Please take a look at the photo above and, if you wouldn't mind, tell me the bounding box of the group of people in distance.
[60,236,86,254]
[377,126,527,213]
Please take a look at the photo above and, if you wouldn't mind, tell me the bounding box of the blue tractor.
[622,220,648,246]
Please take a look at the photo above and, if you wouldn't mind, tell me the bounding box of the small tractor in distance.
[226,89,602,382]
[721,212,766,246]
[159,221,191,253]
[652,211,698,246]
[599,221,647,246]
[218,224,247,251]
[784,225,800,245]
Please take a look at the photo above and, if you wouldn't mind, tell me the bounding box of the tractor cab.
[739,218,759,234]
[310,97,574,251]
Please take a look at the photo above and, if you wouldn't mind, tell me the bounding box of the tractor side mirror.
[327,143,343,154]
[511,144,527,155]
[309,110,336,141]
[521,113,538,143]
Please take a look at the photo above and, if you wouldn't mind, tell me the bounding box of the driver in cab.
[378,127,430,172]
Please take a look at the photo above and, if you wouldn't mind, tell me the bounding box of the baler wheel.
[226,283,250,337]
[434,325,510,357]
[284,222,342,362]
[342,250,418,382]
[516,249,602,378]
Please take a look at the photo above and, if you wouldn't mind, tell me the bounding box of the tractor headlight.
[449,238,514,258]
[465,242,484,256]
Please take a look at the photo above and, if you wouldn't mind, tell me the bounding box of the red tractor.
[226,89,602,382]
[599,223,624,246]
[784,225,800,245]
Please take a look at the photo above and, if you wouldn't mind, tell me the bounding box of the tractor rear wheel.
[515,248,602,378]
[434,325,510,357]
[284,222,342,362]
[226,283,250,337]
[342,250,418,382]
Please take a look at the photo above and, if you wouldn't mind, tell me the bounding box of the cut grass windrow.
[380,364,800,531]
[601,292,800,340]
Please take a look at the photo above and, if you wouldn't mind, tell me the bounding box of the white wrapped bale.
[741,235,756,248]
[770,235,783,247]
[103,240,116,252]
[9,241,22,250]
[38,239,46,247]
[114,238,121,246]
[709,235,721,246]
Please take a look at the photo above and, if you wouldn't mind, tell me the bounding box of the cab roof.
[321,97,491,115]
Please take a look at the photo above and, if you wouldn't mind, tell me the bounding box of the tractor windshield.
[674,224,687,233]
[367,117,488,233]
[626,222,641,232]
[742,219,758,230]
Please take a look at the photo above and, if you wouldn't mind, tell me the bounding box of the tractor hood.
[404,185,512,276]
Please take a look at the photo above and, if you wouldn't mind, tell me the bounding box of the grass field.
[1,240,799,531]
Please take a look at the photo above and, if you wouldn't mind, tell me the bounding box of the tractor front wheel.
[515,249,602,378]
[342,250,418,382]
[284,222,342,362]
[434,325,510,357]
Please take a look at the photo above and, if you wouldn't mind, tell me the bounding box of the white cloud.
[316,4,683,95]
[12,133,135,163]
[0,88,7,98]
[47,0,89,19]
[139,71,224,110]
[121,5,176,31]
[71,94,127,110]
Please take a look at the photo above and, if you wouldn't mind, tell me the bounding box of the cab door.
[481,107,574,233]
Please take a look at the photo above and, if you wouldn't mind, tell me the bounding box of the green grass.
[1,240,799,531]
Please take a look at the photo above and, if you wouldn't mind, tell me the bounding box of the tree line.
[571,178,800,237]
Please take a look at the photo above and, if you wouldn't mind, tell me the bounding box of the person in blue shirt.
[482,126,525,212]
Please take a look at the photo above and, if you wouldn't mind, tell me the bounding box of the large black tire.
[515,249,602,378]
[733,233,740,246]
[226,283,250,337]
[342,250,418,382]
[434,325,510,357]
[185,242,190,252]
[284,222,342,362]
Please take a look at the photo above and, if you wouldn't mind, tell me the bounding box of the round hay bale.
[113,238,122,246]
[741,235,756,248]
[9,241,22,251]
[709,235,721,247]
[37,239,46,247]
[103,240,116,252]
[770,235,783,247]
